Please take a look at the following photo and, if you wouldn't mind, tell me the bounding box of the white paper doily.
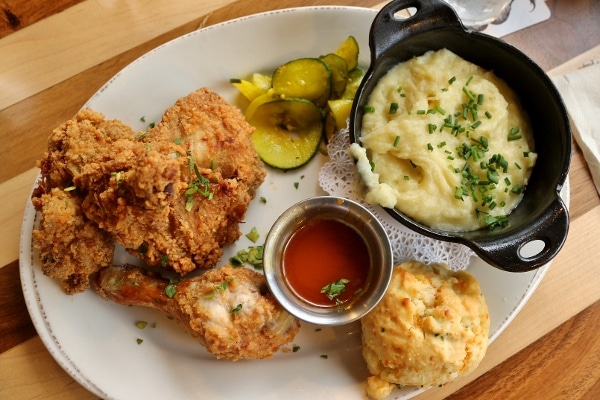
[319,128,474,270]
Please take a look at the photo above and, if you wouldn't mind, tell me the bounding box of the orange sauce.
[282,218,370,307]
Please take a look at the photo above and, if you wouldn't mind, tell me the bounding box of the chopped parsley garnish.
[164,277,179,299]
[321,278,349,300]
[230,304,243,313]
[230,245,264,268]
[245,227,260,243]
[185,153,214,211]
[135,321,148,329]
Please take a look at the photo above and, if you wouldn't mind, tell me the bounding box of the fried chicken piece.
[32,188,114,294]
[79,88,265,274]
[32,88,266,291]
[31,110,137,293]
[146,87,265,197]
[95,264,300,361]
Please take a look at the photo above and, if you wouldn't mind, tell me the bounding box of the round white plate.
[19,6,568,400]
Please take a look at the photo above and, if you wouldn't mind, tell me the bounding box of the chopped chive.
[389,102,399,114]
[477,94,484,105]
[436,106,446,115]
[363,105,375,113]
[448,76,456,84]
[462,86,476,102]
[417,109,426,115]
[427,143,434,151]
[393,135,400,147]
[466,75,474,86]
[511,184,523,194]
[485,111,493,119]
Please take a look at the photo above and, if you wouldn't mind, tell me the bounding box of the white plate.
[19,6,568,400]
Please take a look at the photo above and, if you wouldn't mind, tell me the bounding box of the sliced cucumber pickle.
[271,58,332,107]
[249,99,323,170]
[244,89,280,120]
[319,53,349,98]
[342,68,365,99]
[335,36,359,71]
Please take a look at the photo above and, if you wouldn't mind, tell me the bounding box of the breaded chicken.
[32,110,137,292]
[32,88,266,293]
[32,188,114,294]
[95,264,300,361]
[146,87,264,198]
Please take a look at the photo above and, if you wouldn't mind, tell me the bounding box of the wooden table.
[1,0,599,399]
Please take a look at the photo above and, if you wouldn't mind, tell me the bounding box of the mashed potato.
[361,261,490,399]
[357,49,536,231]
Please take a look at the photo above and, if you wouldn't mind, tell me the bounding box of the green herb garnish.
[321,278,349,300]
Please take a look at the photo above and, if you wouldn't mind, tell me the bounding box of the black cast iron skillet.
[350,0,571,272]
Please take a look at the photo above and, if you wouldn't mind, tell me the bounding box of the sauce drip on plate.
[282,218,369,307]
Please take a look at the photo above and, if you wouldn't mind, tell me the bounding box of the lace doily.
[318,128,474,270]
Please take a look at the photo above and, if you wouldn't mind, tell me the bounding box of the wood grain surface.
[1,0,599,399]
[0,0,82,38]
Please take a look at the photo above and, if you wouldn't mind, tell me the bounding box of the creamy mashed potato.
[357,49,536,231]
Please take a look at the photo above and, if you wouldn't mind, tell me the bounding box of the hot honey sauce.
[282,218,370,307]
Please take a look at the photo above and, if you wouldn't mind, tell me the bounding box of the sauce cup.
[263,196,393,326]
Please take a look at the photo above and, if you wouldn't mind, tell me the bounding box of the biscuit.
[361,260,489,398]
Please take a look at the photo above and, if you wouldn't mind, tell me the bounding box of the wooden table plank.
[0,0,83,38]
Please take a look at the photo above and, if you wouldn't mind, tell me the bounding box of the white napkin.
[552,61,600,196]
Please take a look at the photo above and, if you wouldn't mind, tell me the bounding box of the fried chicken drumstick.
[95,264,300,361]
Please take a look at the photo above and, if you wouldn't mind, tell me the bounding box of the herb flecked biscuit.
[361,260,490,400]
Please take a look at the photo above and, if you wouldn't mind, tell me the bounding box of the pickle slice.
[342,68,365,99]
[320,53,349,98]
[335,36,359,71]
[271,58,332,107]
[249,99,323,170]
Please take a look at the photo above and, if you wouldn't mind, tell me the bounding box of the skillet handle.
[370,0,463,60]
[469,197,570,273]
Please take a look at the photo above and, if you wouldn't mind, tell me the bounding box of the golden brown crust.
[95,264,300,360]
[32,188,114,294]
[32,88,265,293]
[361,260,490,397]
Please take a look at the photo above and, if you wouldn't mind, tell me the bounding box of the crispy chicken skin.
[32,188,114,294]
[32,88,265,292]
[146,87,265,198]
[95,264,300,361]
